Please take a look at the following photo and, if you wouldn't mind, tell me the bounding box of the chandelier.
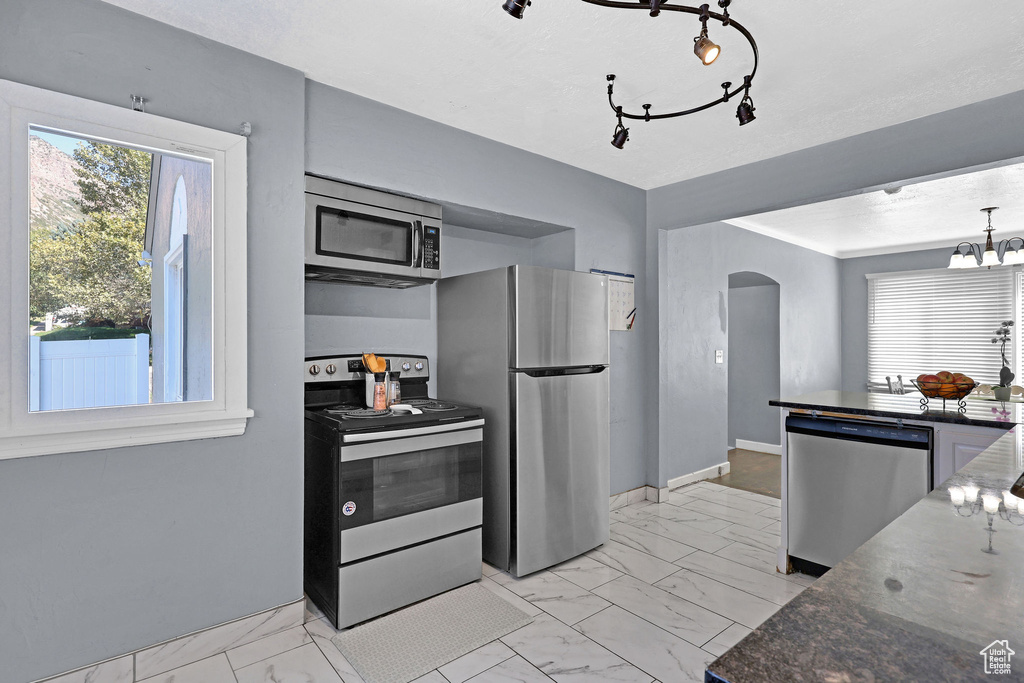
[499,0,759,148]
[948,208,1024,269]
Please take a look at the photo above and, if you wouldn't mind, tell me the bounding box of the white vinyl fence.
[30,334,150,411]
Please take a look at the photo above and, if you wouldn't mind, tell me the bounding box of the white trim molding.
[667,461,731,490]
[0,79,251,460]
[610,485,672,508]
[33,597,303,683]
[734,439,783,456]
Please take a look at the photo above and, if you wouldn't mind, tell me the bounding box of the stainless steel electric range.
[303,353,484,629]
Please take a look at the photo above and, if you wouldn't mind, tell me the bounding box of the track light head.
[502,0,530,19]
[611,124,629,149]
[693,4,720,65]
[735,75,755,125]
[736,99,755,125]
[649,0,662,17]
[693,35,720,65]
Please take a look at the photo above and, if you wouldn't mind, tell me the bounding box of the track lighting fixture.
[736,99,755,125]
[496,0,759,147]
[693,4,720,65]
[502,0,530,19]
[693,34,721,65]
[735,75,755,125]
[611,110,629,148]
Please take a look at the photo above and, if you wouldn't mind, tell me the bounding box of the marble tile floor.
[135,481,809,683]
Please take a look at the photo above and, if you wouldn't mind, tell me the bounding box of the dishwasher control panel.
[787,415,931,447]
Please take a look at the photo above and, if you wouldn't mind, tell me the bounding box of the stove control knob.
[415,362,424,371]
[402,362,411,371]
[309,364,321,376]
[325,364,337,375]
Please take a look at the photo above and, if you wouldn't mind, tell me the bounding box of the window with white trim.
[867,267,1016,390]
[0,79,251,460]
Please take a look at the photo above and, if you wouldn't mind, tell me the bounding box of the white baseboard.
[735,439,782,456]
[36,597,304,683]
[645,486,669,503]
[610,486,649,510]
[611,485,671,507]
[667,461,731,490]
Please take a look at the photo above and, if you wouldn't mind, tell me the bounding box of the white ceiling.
[98,0,1024,190]
[725,161,1024,258]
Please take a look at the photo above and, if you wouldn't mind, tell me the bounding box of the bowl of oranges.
[912,371,976,400]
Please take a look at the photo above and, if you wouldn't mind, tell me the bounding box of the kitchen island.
[706,426,1024,682]
[770,390,1019,571]
[769,389,1021,430]
[773,391,1019,513]
[705,391,1022,681]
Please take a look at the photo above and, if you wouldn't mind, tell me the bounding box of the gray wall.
[659,223,841,483]
[304,80,648,495]
[0,2,306,680]
[840,247,950,392]
[646,88,1024,486]
[728,283,781,449]
[303,224,575,395]
[3,4,1024,676]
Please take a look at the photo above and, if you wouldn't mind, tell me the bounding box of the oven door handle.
[342,418,484,443]
[340,427,483,462]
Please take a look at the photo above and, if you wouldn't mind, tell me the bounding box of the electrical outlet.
[715,350,724,364]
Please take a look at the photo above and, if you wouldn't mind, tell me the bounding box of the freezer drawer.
[512,367,609,576]
[512,266,609,369]
[787,418,931,569]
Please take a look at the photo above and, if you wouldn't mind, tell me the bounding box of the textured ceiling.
[725,161,1024,258]
[97,0,1024,190]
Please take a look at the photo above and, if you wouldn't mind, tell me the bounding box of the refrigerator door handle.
[519,366,607,378]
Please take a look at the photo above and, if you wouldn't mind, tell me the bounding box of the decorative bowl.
[912,379,976,400]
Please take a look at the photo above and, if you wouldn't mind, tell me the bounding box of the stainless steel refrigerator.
[438,265,610,577]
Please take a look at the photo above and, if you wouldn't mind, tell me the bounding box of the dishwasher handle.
[786,415,932,450]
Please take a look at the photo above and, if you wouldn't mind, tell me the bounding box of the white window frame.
[164,175,189,404]
[164,240,185,403]
[866,265,1017,391]
[0,79,251,460]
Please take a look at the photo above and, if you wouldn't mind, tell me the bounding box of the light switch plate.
[715,350,724,364]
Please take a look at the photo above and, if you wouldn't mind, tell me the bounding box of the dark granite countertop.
[770,390,1020,430]
[706,429,1024,682]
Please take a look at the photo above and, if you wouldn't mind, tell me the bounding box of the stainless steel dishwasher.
[786,415,932,572]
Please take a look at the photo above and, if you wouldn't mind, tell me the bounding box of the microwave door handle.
[412,220,423,268]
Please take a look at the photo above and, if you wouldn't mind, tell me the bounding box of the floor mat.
[332,582,533,683]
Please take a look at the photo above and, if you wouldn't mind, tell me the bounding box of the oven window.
[338,436,482,530]
[373,448,460,522]
[316,207,412,265]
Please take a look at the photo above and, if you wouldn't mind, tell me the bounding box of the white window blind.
[867,267,1015,387]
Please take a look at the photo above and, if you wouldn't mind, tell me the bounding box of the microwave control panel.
[422,225,440,270]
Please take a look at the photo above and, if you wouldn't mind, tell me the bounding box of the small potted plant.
[992,320,1015,401]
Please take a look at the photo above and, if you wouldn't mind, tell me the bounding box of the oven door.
[337,425,483,563]
[305,193,427,278]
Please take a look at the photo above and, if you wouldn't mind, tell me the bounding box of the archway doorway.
[720,271,781,497]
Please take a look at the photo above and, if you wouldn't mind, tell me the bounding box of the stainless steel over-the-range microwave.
[305,175,442,288]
